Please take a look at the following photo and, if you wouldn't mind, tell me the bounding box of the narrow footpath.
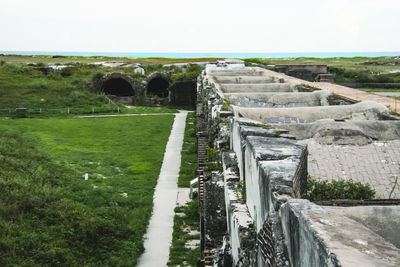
[137,110,188,267]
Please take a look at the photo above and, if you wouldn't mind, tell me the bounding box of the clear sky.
[1,0,399,53]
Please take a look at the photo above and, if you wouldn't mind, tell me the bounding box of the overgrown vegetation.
[328,66,400,83]
[0,116,174,266]
[0,62,179,117]
[235,180,246,204]
[168,200,200,266]
[171,64,203,83]
[204,147,223,172]
[221,99,232,111]
[303,176,376,202]
[178,112,198,187]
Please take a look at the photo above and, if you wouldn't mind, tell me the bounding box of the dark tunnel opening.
[147,77,169,98]
[103,78,135,96]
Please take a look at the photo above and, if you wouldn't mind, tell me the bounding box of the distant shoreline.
[1,51,399,58]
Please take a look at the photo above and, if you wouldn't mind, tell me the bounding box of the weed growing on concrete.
[303,176,376,202]
[221,99,232,111]
[204,147,222,172]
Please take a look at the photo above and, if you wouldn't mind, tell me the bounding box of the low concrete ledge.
[270,119,400,141]
[213,75,282,84]
[220,83,295,93]
[208,68,265,77]
[280,199,340,267]
[234,100,389,124]
[225,90,332,108]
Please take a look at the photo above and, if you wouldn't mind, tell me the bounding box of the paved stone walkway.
[300,139,400,199]
[264,69,400,113]
[137,111,188,267]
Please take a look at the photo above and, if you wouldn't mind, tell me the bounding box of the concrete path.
[264,69,400,113]
[137,110,188,267]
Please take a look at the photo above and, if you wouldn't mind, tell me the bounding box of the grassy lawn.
[0,115,174,266]
[178,112,198,188]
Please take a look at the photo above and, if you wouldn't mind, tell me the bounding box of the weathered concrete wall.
[280,199,341,267]
[222,152,256,266]
[198,62,400,267]
[244,136,307,230]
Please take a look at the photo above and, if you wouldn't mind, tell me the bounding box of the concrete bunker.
[103,78,135,96]
[99,72,136,97]
[144,72,170,98]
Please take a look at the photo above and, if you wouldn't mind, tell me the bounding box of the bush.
[328,66,400,83]
[171,64,203,83]
[303,176,376,202]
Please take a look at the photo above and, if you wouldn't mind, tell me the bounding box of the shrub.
[303,176,376,202]
[204,147,222,172]
[171,64,203,83]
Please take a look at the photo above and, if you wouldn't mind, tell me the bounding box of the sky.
[1,0,399,53]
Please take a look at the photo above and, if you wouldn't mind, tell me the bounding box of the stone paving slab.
[299,139,400,199]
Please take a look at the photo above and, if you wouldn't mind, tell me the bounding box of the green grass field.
[0,115,174,266]
[0,54,222,65]
[0,62,180,117]
[178,112,198,188]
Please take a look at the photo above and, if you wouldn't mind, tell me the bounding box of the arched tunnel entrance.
[103,78,135,96]
[147,77,169,98]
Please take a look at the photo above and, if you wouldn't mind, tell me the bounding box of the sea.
[1,51,399,58]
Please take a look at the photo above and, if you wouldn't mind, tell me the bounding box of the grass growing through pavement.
[168,201,200,266]
[168,111,200,266]
[0,115,174,266]
[178,112,198,187]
